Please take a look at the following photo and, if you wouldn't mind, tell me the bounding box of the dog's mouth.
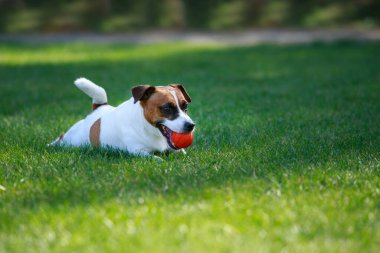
[157,123,179,150]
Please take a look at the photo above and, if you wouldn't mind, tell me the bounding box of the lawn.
[0,41,379,253]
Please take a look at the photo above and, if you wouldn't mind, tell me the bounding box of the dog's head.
[132,84,195,150]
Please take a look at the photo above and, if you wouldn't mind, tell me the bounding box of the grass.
[0,41,380,253]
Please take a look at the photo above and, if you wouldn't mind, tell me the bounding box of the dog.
[49,78,195,156]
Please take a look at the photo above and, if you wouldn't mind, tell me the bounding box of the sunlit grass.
[0,43,219,65]
[0,41,380,253]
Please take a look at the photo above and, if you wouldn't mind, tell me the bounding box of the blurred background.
[0,0,379,33]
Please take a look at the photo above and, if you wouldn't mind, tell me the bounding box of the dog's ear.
[131,85,156,104]
[170,84,192,103]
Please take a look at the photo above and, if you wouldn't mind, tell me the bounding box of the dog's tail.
[74,78,108,107]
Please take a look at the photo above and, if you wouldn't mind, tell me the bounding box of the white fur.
[50,78,183,155]
[74,77,107,104]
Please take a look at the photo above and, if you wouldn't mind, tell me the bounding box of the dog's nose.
[183,122,195,132]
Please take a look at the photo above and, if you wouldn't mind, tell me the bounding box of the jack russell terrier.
[50,78,195,156]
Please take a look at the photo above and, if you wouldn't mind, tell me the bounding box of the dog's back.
[49,78,114,147]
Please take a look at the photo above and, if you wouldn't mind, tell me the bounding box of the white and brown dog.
[50,78,195,156]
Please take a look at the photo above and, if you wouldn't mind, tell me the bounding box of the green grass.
[0,41,380,253]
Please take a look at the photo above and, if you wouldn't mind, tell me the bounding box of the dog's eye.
[160,103,176,115]
[181,102,188,112]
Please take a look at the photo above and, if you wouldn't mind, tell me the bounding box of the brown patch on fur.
[139,86,187,126]
[89,118,101,147]
[92,103,108,111]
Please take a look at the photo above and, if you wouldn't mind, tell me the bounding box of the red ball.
[171,131,194,149]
